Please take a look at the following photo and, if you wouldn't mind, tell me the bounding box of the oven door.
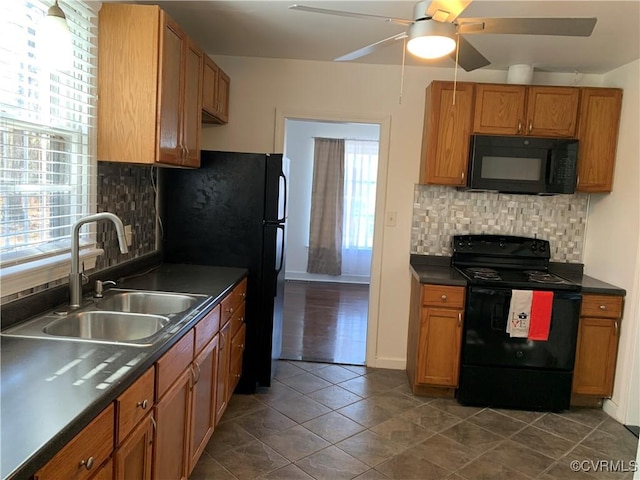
[462,287,581,370]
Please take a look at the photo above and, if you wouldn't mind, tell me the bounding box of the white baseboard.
[366,356,407,370]
[285,271,370,284]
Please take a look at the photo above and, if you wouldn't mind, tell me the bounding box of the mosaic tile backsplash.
[94,162,158,270]
[411,185,589,263]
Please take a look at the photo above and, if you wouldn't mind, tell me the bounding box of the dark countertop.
[410,254,626,295]
[1,264,247,480]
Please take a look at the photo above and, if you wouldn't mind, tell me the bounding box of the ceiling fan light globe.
[407,20,456,59]
[407,35,456,59]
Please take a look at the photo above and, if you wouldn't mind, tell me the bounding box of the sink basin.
[97,291,200,315]
[43,311,170,342]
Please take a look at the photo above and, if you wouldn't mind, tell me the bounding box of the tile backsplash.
[94,162,158,270]
[411,185,589,262]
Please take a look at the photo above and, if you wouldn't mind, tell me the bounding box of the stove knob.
[530,242,537,250]
[539,244,546,252]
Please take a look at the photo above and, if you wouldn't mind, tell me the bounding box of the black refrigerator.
[162,151,288,392]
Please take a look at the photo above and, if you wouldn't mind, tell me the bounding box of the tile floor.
[190,361,639,480]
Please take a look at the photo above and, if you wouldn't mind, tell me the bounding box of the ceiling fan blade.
[288,4,413,26]
[424,0,472,22]
[457,17,597,36]
[451,35,491,72]
[335,32,408,62]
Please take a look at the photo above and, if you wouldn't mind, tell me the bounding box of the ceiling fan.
[289,0,597,72]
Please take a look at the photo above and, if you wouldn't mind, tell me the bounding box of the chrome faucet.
[69,213,128,308]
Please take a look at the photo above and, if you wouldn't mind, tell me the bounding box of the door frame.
[275,108,392,367]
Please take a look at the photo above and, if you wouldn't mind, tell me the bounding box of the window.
[0,1,98,296]
[343,139,378,250]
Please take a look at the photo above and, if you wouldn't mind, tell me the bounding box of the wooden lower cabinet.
[407,277,465,395]
[34,404,114,480]
[115,415,154,480]
[91,459,113,480]
[215,320,232,424]
[572,294,624,398]
[188,334,219,474]
[154,367,192,480]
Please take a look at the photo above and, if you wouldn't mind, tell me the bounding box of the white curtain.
[342,140,378,278]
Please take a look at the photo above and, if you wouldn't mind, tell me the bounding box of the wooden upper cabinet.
[576,88,623,193]
[202,56,230,124]
[473,84,526,135]
[98,4,203,166]
[420,81,474,186]
[473,84,578,137]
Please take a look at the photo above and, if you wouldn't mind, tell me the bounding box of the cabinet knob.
[441,294,447,302]
[528,120,533,133]
[79,457,94,470]
[457,312,462,327]
[238,343,245,349]
[226,306,234,314]
[137,399,148,410]
[240,292,246,299]
[517,120,522,134]
[599,304,607,310]
[614,321,619,336]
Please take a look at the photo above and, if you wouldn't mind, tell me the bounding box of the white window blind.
[0,1,98,271]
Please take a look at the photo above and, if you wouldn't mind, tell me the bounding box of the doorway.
[280,119,381,366]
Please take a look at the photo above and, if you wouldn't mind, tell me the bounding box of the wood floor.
[281,281,369,365]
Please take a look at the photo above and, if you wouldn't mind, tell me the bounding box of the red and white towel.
[507,290,554,340]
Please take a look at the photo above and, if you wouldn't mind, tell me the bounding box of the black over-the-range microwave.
[465,135,579,195]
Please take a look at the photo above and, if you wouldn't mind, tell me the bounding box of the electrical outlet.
[124,225,132,247]
[385,211,397,227]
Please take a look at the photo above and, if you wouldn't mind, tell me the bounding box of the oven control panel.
[453,235,550,259]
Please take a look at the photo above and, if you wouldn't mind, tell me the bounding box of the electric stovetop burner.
[524,270,571,285]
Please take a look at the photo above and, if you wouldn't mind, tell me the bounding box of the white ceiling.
[130,0,640,74]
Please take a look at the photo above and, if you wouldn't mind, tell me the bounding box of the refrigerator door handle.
[278,170,287,223]
[276,224,285,274]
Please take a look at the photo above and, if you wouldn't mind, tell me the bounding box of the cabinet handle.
[238,343,245,349]
[220,331,226,350]
[240,292,246,299]
[599,304,608,311]
[235,373,241,379]
[79,457,94,470]
[457,312,462,327]
[441,294,447,302]
[194,362,201,384]
[614,321,619,336]
[226,306,234,314]
[528,120,533,133]
[136,399,148,410]
[517,120,522,134]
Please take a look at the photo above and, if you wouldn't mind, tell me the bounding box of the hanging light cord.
[399,36,407,105]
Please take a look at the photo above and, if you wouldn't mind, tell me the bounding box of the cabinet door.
[216,69,230,124]
[473,84,526,135]
[215,321,232,424]
[188,334,219,475]
[90,459,113,480]
[572,318,619,396]
[420,81,474,185]
[154,368,191,480]
[202,56,219,119]
[157,12,184,165]
[576,88,623,193]
[416,307,463,387]
[115,415,154,480]
[526,86,579,137]
[181,38,203,168]
[229,323,246,395]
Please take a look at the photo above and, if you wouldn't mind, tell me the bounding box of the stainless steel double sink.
[2,289,212,347]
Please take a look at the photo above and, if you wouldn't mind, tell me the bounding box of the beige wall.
[200,55,607,369]
[586,59,640,425]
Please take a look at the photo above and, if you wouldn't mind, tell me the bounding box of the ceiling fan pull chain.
[399,37,407,105]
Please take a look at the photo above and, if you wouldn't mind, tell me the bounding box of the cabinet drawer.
[581,295,623,319]
[230,302,246,338]
[156,329,194,400]
[35,404,114,480]
[115,366,155,444]
[422,285,465,308]
[221,279,247,325]
[195,304,221,354]
[231,322,246,366]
